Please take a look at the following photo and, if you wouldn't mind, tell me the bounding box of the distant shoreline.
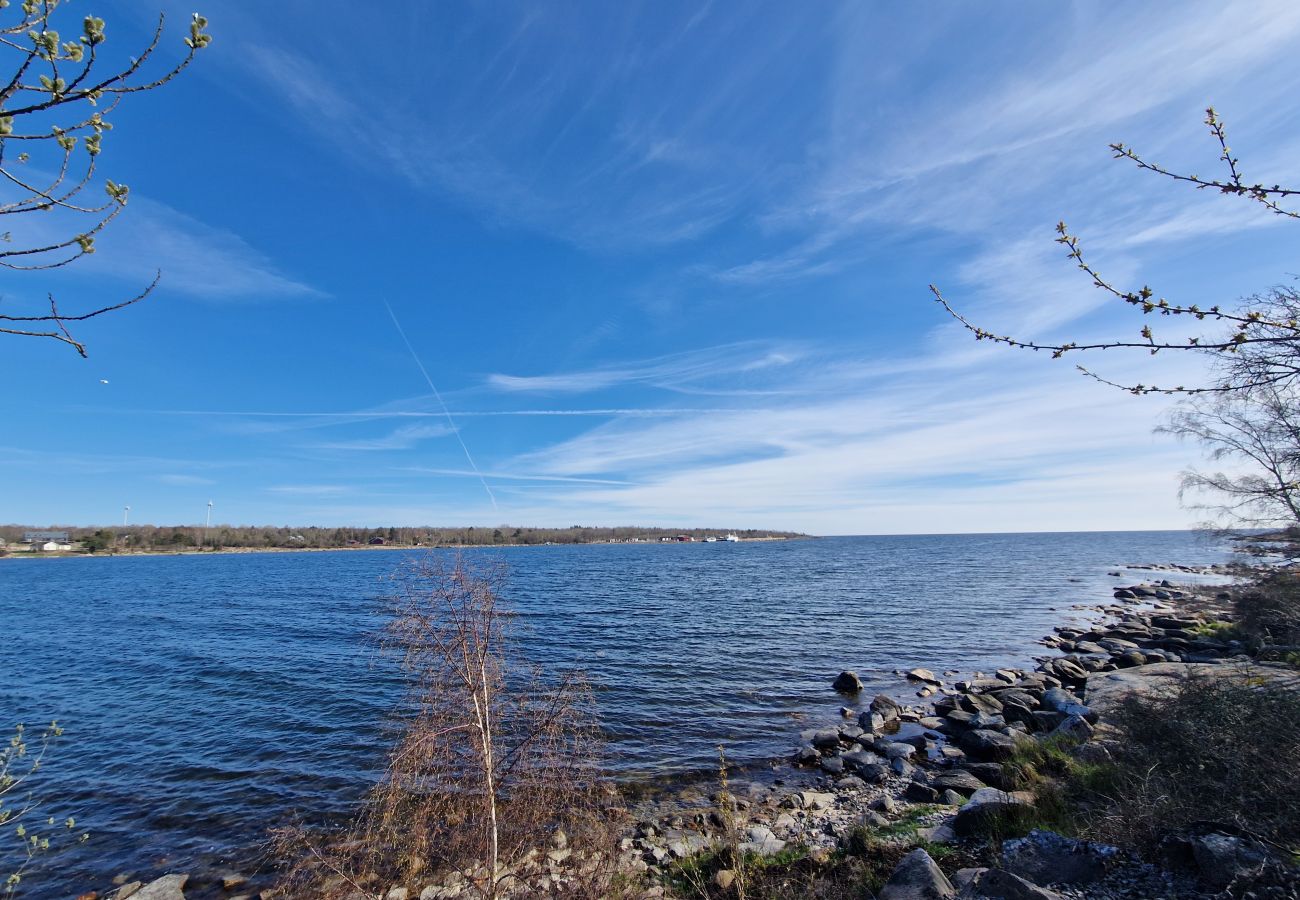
[0,535,804,561]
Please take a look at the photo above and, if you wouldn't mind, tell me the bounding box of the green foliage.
[1,723,89,897]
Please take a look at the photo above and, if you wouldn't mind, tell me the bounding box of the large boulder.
[953,788,1036,837]
[878,847,956,899]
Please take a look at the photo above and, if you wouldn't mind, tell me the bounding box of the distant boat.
[704,536,718,543]
[724,533,740,542]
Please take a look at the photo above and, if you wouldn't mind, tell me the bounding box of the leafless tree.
[931,108,1300,395]
[1160,383,1300,529]
[0,1,210,356]
[274,557,619,899]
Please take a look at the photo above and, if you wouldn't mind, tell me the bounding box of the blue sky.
[3,0,1299,534]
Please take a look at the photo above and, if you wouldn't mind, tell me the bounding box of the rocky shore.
[76,561,1299,899]
[614,562,1299,899]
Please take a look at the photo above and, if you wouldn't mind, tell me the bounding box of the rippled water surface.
[1,532,1234,894]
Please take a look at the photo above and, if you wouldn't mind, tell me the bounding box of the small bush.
[1094,669,1300,854]
[1237,572,1300,657]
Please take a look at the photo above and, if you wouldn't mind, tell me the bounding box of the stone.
[1049,714,1093,744]
[131,876,188,900]
[221,873,249,892]
[966,762,1014,790]
[872,693,904,720]
[883,741,917,760]
[114,884,143,900]
[962,867,1064,898]
[841,748,882,772]
[859,762,891,783]
[872,794,899,814]
[930,770,987,796]
[1189,832,1271,890]
[712,869,737,891]
[891,757,915,778]
[1114,650,1147,668]
[939,789,965,806]
[820,754,846,775]
[905,781,940,803]
[386,888,410,900]
[1000,830,1119,886]
[958,729,1024,761]
[953,788,1036,837]
[833,670,865,693]
[1040,687,1078,713]
[861,810,891,828]
[961,692,1004,715]
[878,847,956,899]
[860,710,888,733]
[836,774,868,792]
[907,668,942,686]
[794,744,818,765]
[811,728,841,749]
[918,823,958,844]
[798,790,837,810]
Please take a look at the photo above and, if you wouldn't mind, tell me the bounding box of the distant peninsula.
[0,524,809,556]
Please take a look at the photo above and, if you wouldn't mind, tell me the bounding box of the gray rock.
[872,693,904,721]
[132,875,188,900]
[833,670,865,693]
[820,754,845,775]
[959,728,1024,761]
[1189,832,1271,890]
[965,762,1014,790]
[891,756,915,778]
[872,794,899,814]
[879,847,956,899]
[1039,688,1078,713]
[905,781,940,803]
[961,867,1064,898]
[860,710,888,733]
[1000,830,1120,885]
[811,728,841,749]
[1049,714,1093,744]
[930,770,987,796]
[952,788,1036,837]
[907,668,942,686]
[939,789,965,806]
[861,810,891,828]
[841,748,883,773]
[883,741,917,760]
[794,744,819,765]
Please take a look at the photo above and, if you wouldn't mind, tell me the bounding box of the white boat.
[724,533,740,542]
[704,536,718,543]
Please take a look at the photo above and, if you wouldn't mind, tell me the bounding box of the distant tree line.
[0,524,806,553]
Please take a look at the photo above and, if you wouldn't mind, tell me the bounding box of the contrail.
[382,299,498,511]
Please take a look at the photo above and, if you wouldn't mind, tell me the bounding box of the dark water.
[0,532,1234,895]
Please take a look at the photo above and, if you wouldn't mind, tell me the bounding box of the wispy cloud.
[311,423,453,452]
[487,342,799,393]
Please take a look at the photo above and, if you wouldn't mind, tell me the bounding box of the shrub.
[1237,572,1300,657]
[1092,669,1300,855]
[274,557,620,898]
